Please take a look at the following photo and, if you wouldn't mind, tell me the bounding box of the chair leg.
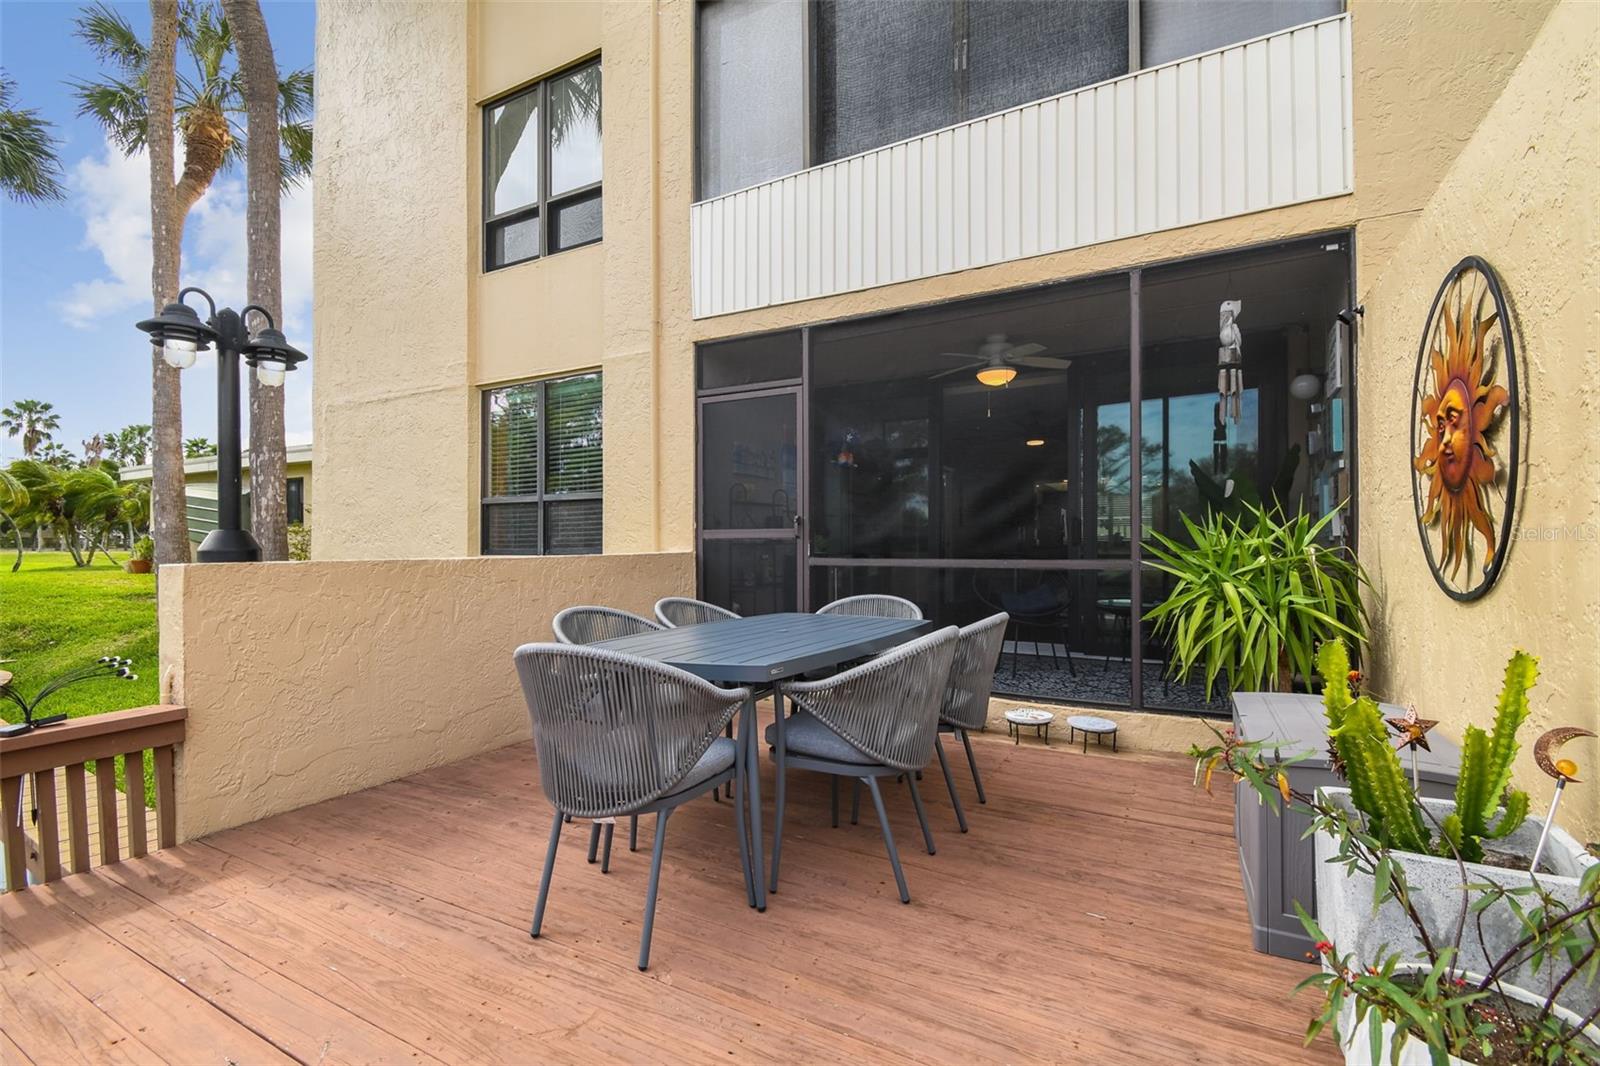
[731,774,755,909]
[1061,624,1077,677]
[864,777,910,904]
[530,810,563,938]
[906,773,936,856]
[587,821,601,864]
[629,814,638,852]
[935,737,968,833]
[850,778,861,825]
[769,744,787,894]
[831,777,840,828]
[960,729,987,805]
[600,822,615,873]
[638,812,672,972]
[1008,620,1020,678]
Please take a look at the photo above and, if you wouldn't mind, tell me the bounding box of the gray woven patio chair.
[934,612,1008,833]
[765,626,958,903]
[654,596,740,628]
[815,594,924,620]
[514,642,753,971]
[551,605,663,645]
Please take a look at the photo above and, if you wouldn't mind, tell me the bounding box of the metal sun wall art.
[1411,257,1520,600]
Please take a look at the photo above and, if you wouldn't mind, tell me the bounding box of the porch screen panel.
[1140,0,1341,66]
[964,1,1127,120]
[697,0,807,199]
[814,0,956,163]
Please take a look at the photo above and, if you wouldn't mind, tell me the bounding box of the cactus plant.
[1315,640,1538,864]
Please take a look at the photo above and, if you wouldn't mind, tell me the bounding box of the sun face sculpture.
[1411,259,1518,599]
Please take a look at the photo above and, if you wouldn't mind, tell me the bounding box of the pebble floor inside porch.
[1,728,1337,1064]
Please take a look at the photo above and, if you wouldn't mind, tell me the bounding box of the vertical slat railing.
[0,705,185,892]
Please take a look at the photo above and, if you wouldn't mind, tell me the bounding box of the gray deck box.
[1230,692,1461,961]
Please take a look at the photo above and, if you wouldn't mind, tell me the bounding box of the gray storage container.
[1231,692,1461,961]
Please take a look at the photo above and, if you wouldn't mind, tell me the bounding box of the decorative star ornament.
[1387,706,1439,754]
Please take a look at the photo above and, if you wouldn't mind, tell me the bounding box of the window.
[286,477,304,525]
[483,58,602,270]
[482,372,603,554]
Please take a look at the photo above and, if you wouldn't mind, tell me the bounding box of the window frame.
[482,55,603,272]
[480,371,604,556]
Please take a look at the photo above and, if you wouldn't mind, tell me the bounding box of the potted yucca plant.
[126,535,154,574]
[1144,503,1368,698]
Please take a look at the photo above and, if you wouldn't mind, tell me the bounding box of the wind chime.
[1217,299,1244,425]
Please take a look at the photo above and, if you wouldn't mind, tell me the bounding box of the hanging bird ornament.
[1529,726,1594,873]
[1218,300,1244,425]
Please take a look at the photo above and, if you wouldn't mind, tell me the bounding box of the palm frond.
[278,68,312,123]
[70,75,149,153]
[280,121,312,188]
[72,2,148,76]
[0,73,67,203]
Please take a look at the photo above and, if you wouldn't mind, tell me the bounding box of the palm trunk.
[148,0,189,570]
[224,0,288,560]
[4,515,22,573]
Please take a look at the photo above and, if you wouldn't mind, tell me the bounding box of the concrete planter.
[1335,967,1600,1065]
[1315,787,1598,1018]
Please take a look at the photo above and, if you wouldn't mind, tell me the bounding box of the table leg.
[743,693,767,912]
[769,685,787,895]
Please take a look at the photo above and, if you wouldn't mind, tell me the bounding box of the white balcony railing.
[690,14,1352,319]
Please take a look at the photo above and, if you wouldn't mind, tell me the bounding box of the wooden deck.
[1,731,1337,1064]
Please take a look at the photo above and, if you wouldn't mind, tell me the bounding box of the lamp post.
[135,287,307,562]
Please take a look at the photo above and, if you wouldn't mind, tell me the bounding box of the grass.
[2,551,160,804]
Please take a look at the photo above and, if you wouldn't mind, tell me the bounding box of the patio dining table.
[592,611,932,912]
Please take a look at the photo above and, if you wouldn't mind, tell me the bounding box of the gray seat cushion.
[666,736,739,797]
[765,711,877,765]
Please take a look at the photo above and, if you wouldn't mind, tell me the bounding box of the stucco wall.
[1356,0,1599,844]
[158,553,695,840]
[312,0,475,559]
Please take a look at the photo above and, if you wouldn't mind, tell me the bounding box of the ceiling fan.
[928,333,1073,387]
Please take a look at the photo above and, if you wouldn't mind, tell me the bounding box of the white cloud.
[57,135,316,447]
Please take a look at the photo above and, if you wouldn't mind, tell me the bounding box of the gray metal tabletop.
[591,612,933,683]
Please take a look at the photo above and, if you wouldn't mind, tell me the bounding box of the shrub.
[287,522,310,561]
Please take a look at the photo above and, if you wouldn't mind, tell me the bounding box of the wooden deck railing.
[0,705,186,892]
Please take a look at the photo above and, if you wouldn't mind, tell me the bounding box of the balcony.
[691,14,1351,319]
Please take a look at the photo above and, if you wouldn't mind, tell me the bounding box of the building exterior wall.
[310,0,1597,839]
[158,552,695,839]
[1354,0,1600,844]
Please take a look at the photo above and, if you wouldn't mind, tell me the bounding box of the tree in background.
[0,72,65,203]
[104,424,153,466]
[222,0,303,560]
[36,443,77,470]
[1,399,61,457]
[0,467,29,571]
[183,436,217,457]
[72,0,311,566]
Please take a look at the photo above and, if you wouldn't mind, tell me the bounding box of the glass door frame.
[696,382,808,612]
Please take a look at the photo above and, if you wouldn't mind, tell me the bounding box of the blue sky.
[1,0,316,462]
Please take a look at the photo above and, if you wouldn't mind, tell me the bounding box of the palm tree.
[107,423,153,465]
[1,399,61,457]
[72,0,312,566]
[183,436,216,458]
[0,72,65,203]
[36,443,77,470]
[222,0,291,559]
[0,466,29,571]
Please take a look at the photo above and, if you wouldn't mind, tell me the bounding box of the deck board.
[2,732,1337,1064]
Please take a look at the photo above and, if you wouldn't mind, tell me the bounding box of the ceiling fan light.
[976,365,1017,387]
[1025,438,1045,447]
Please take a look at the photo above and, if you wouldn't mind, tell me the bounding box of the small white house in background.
[122,442,313,545]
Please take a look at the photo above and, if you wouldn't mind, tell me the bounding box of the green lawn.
[2,551,160,803]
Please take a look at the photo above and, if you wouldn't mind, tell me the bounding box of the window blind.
[483,373,602,555]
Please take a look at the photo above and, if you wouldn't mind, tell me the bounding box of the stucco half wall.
[158,553,694,840]
[1356,0,1599,845]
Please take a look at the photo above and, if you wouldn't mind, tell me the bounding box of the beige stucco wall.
[313,0,475,559]
[312,0,1559,561]
[1355,0,1600,845]
[158,552,695,840]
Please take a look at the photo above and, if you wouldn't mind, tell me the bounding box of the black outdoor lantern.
[135,286,307,563]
